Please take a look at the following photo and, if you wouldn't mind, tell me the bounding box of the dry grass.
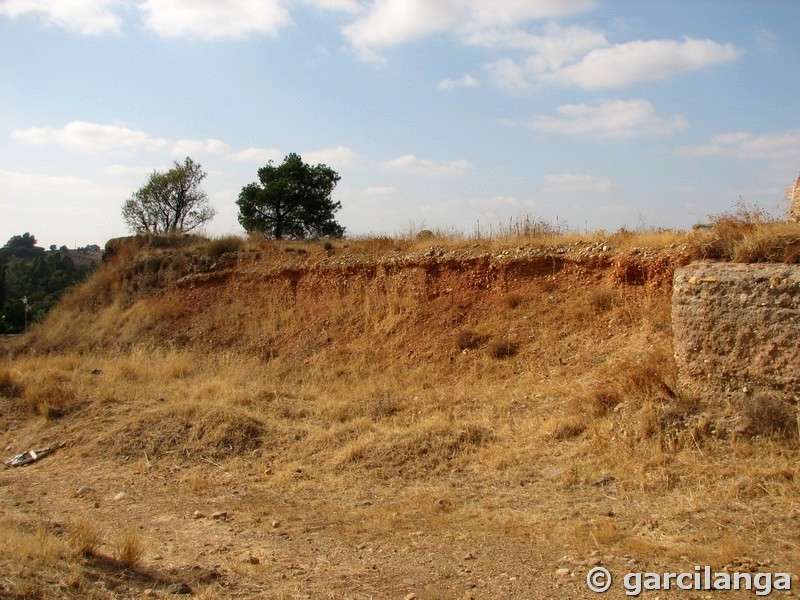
[737,394,798,439]
[486,338,518,359]
[690,198,800,263]
[206,234,244,258]
[0,518,85,599]
[17,368,79,419]
[68,518,102,557]
[0,365,23,397]
[2,227,799,598]
[113,528,144,568]
[455,329,489,351]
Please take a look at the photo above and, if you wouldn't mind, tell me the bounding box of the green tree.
[121,157,216,234]
[0,233,99,333]
[236,153,344,240]
[2,233,44,259]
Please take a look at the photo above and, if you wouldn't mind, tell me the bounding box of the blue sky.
[1,0,799,248]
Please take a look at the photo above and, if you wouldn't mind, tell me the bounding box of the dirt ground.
[2,429,798,599]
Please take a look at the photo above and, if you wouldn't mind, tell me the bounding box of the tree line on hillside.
[0,234,101,333]
[122,154,344,240]
[1,154,340,333]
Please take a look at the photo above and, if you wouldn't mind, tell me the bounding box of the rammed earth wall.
[672,262,800,403]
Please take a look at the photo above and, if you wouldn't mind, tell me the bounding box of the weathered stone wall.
[790,173,800,223]
[672,262,800,403]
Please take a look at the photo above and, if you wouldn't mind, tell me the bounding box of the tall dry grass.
[691,198,800,262]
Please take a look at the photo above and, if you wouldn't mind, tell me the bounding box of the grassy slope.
[1,229,799,598]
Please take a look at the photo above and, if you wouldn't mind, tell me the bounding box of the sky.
[1,0,799,248]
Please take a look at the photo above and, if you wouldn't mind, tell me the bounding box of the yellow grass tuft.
[68,518,102,557]
[113,527,144,568]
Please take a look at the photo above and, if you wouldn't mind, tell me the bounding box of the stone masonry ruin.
[672,262,800,411]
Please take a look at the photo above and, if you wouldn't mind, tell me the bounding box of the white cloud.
[139,0,291,39]
[304,0,361,12]
[671,185,701,194]
[0,168,100,192]
[382,154,471,177]
[545,37,742,89]
[529,99,687,139]
[487,35,741,91]
[677,129,800,161]
[711,132,751,145]
[341,0,595,59]
[543,173,614,194]
[735,130,800,160]
[1,0,362,38]
[11,121,168,154]
[438,74,478,91]
[0,0,122,34]
[473,22,608,69]
[171,138,231,157]
[230,147,283,163]
[481,23,608,91]
[303,145,361,168]
[484,58,531,92]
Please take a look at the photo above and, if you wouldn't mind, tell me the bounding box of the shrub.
[738,394,797,439]
[487,338,518,359]
[206,235,243,258]
[455,329,488,351]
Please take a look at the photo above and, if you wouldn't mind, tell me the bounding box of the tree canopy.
[122,157,216,234]
[236,153,344,240]
[0,234,100,333]
[2,233,44,259]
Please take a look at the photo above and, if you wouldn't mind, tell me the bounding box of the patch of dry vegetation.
[205,234,244,258]
[690,198,800,263]
[1,224,799,598]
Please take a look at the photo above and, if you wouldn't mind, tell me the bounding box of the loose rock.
[166,582,192,595]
